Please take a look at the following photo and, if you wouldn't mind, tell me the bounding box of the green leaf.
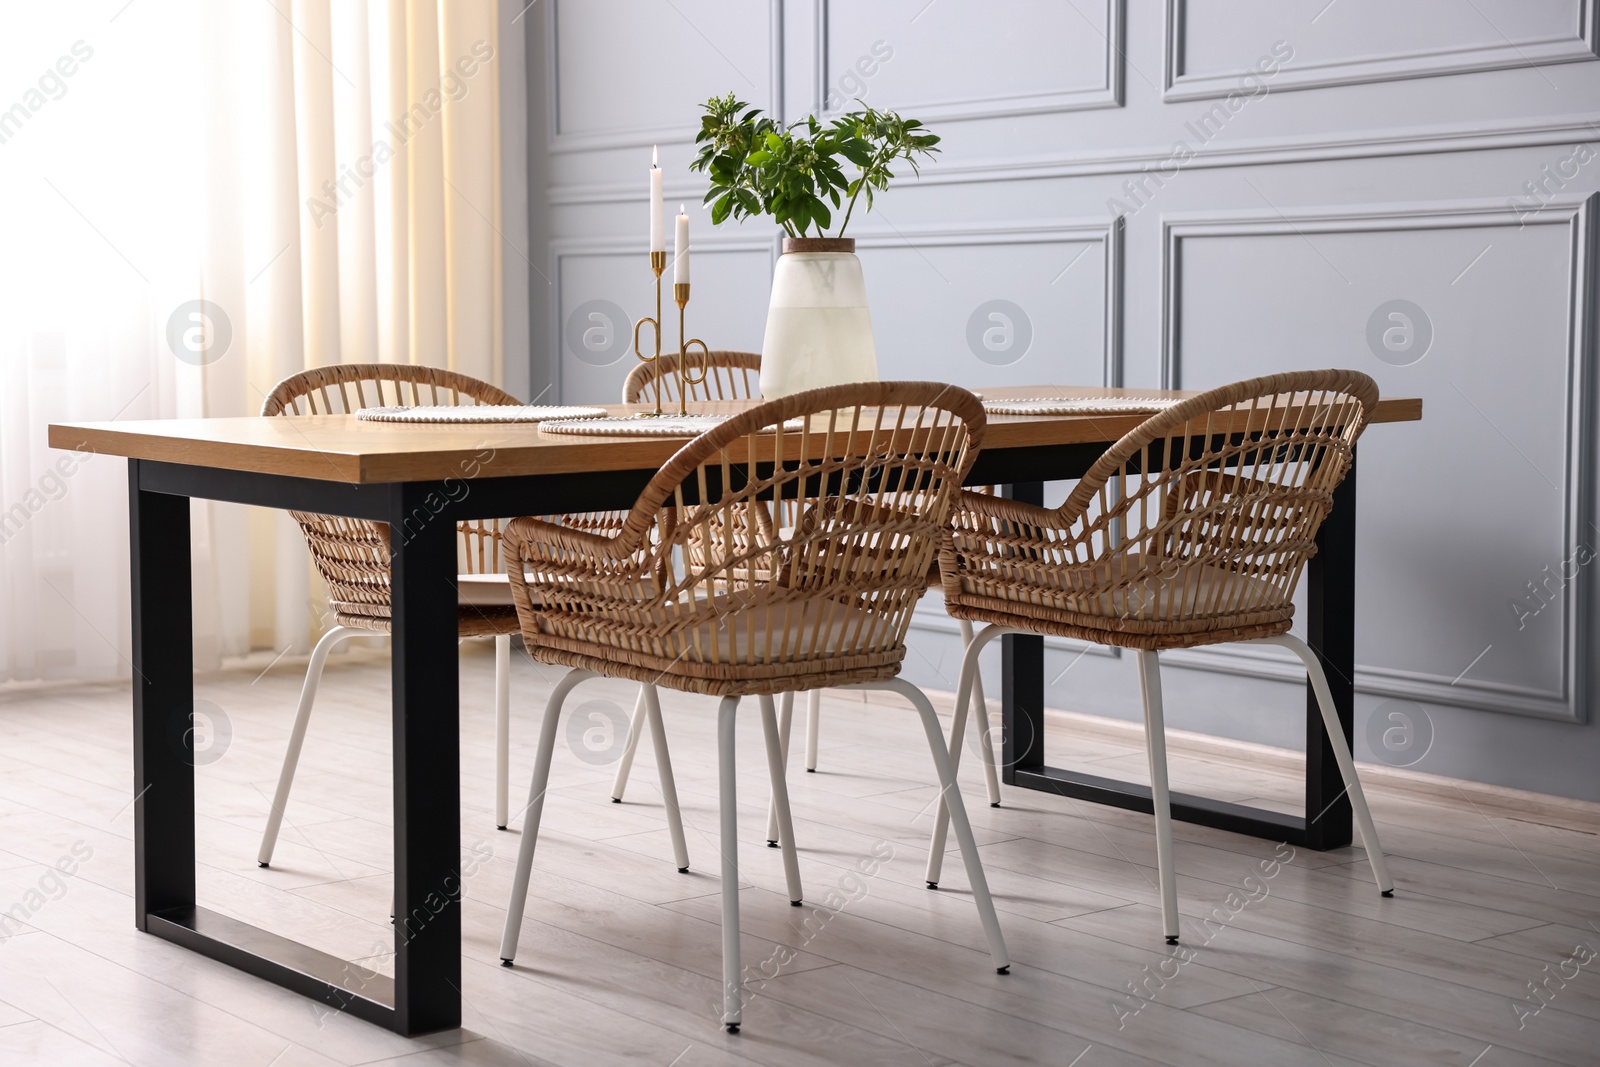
[838,143,872,167]
[810,198,831,231]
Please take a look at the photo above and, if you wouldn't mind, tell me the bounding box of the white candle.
[649,145,664,253]
[674,204,690,284]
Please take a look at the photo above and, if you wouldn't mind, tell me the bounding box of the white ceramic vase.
[759,237,879,398]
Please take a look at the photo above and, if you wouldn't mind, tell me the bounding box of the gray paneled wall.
[525,1,1600,802]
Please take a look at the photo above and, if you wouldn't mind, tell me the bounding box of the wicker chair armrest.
[502,515,634,560]
[951,488,1061,530]
[502,513,670,616]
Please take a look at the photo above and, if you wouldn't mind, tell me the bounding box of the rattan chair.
[497,381,1010,1032]
[609,351,1002,828]
[924,370,1395,944]
[254,364,686,875]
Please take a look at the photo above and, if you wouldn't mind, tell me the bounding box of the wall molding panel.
[817,0,1124,121]
[1165,0,1599,100]
[546,0,785,154]
[850,219,1125,389]
[1160,195,1597,722]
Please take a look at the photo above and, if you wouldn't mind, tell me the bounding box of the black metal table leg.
[130,461,195,927]
[1303,448,1356,850]
[128,462,467,1033]
[1000,482,1045,785]
[387,483,464,1033]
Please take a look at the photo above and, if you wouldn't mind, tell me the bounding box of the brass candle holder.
[674,282,708,417]
[631,250,669,417]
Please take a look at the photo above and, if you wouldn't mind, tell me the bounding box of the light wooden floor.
[1,641,1597,1067]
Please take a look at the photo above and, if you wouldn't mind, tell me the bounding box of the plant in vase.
[691,93,939,397]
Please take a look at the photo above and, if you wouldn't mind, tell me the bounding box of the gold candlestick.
[674,282,708,417]
[631,250,668,416]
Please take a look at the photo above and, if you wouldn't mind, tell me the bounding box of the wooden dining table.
[50,383,1422,1035]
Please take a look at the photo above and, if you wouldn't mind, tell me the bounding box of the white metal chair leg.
[1136,649,1181,944]
[609,686,650,802]
[766,692,794,846]
[258,625,360,867]
[500,668,596,964]
[495,634,511,830]
[641,684,691,873]
[926,623,1017,887]
[804,690,820,771]
[861,678,1009,973]
[716,695,744,1032]
[1254,634,1394,895]
[960,618,1003,808]
[759,695,803,906]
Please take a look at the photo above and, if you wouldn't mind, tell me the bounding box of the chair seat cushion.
[945,550,1294,650]
[457,572,515,606]
[517,590,909,696]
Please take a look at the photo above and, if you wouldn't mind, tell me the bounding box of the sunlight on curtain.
[0,0,503,683]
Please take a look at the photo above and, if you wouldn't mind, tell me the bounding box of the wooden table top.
[50,384,1423,485]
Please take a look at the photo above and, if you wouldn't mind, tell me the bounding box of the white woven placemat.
[356,404,607,424]
[980,395,1181,416]
[540,414,806,436]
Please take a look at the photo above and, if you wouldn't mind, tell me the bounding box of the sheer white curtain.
[0,0,505,684]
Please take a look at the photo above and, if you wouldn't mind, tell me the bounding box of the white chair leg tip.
[996,965,1009,975]
[496,825,507,831]
[257,862,268,869]
[678,866,690,874]
[500,958,513,967]
[925,881,938,890]
[790,899,802,907]
[725,1023,740,1034]
[611,797,622,803]
[1166,936,1179,945]
[766,840,778,848]
[1381,888,1394,897]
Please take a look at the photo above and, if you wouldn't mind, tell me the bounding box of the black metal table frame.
[126,437,1355,1036]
